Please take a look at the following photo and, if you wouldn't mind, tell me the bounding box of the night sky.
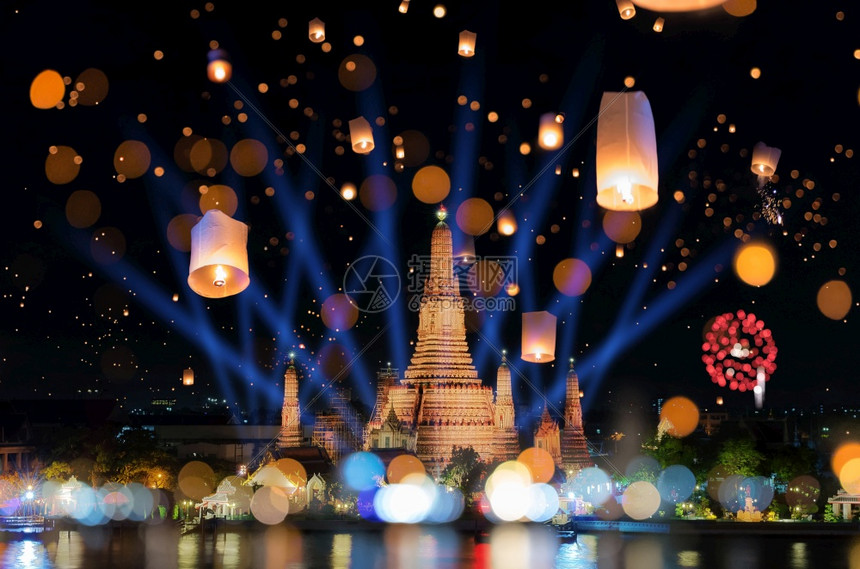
[1,1,858,424]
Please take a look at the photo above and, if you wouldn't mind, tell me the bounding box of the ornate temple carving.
[366,214,520,472]
[277,360,302,449]
[560,360,592,474]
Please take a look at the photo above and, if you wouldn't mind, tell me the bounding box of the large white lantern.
[595,91,659,212]
[188,209,250,298]
[632,0,725,11]
[750,141,781,177]
[349,116,375,154]
[616,0,636,19]
[521,311,557,363]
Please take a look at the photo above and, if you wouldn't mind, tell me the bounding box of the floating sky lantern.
[458,30,477,57]
[595,91,659,212]
[653,17,665,32]
[349,116,375,154]
[538,113,563,150]
[182,368,194,386]
[496,210,517,236]
[188,209,250,298]
[616,0,636,19]
[521,311,557,363]
[206,49,232,83]
[632,0,725,11]
[308,18,325,43]
[750,141,781,177]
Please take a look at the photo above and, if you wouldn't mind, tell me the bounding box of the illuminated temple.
[276,215,597,475]
[364,215,520,472]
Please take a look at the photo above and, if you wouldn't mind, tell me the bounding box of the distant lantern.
[182,368,194,386]
[399,0,410,13]
[653,17,665,32]
[458,30,477,57]
[206,49,232,83]
[538,113,564,151]
[521,311,557,363]
[595,91,659,212]
[631,0,725,11]
[616,0,636,19]
[750,141,781,177]
[349,116,375,154]
[308,18,325,43]
[188,209,250,298]
[497,210,517,236]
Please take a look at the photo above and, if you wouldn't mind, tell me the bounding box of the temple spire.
[278,355,302,448]
[403,215,478,382]
[561,357,592,473]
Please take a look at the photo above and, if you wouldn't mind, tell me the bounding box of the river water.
[2,521,859,569]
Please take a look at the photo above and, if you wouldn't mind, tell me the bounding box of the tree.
[641,433,699,471]
[716,438,764,477]
[766,445,819,490]
[439,446,487,508]
[42,461,73,482]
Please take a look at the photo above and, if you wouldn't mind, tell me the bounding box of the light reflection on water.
[2,524,860,569]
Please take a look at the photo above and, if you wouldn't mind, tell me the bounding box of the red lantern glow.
[701,310,777,392]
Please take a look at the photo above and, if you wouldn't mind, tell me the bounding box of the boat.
[547,512,577,541]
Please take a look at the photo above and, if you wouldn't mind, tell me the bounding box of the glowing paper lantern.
[399,0,410,13]
[188,209,250,298]
[631,0,725,11]
[521,311,556,363]
[458,30,477,57]
[616,0,636,19]
[750,141,781,177]
[308,18,325,43]
[497,210,517,236]
[538,113,564,150]
[349,116,375,154]
[182,368,194,386]
[595,91,658,212]
[653,17,664,32]
[817,279,852,320]
[733,240,777,287]
[206,49,232,83]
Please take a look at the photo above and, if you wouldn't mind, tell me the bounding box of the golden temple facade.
[366,218,519,472]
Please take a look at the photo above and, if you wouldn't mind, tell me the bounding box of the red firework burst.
[701,310,777,392]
